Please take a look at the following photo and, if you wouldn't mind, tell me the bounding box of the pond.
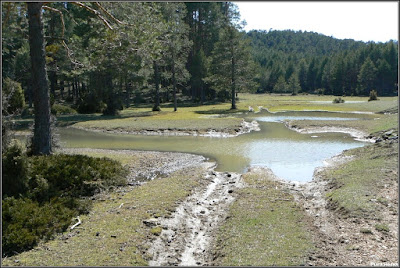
[57,111,369,182]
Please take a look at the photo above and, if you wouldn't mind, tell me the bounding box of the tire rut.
[147,170,243,266]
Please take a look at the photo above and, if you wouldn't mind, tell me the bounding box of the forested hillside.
[248,30,398,96]
[2,2,398,120]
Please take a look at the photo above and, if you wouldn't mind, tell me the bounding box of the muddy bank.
[70,119,260,138]
[287,147,398,266]
[284,120,374,142]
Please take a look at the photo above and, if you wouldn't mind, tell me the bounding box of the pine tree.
[358,57,377,96]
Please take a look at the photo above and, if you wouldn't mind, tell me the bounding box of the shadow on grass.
[195,108,248,115]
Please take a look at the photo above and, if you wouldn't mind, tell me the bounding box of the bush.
[28,154,128,201]
[2,78,25,115]
[77,93,106,114]
[333,97,345,103]
[51,104,78,115]
[2,154,128,256]
[368,90,378,101]
[2,139,29,198]
[2,197,75,256]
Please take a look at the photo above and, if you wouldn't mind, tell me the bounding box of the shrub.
[2,154,128,256]
[28,154,128,202]
[333,97,345,103]
[51,104,78,115]
[77,93,106,114]
[2,139,29,198]
[2,78,25,115]
[368,90,378,101]
[2,197,76,256]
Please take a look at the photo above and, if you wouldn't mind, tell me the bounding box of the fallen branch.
[70,216,82,230]
[118,203,124,209]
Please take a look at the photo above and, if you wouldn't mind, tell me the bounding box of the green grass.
[324,142,398,219]
[212,169,314,266]
[288,113,397,135]
[1,165,208,266]
[9,94,397,134]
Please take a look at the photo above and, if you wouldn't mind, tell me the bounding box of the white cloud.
[235,1,398,42]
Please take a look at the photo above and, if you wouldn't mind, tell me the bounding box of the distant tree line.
[248,30,398,96]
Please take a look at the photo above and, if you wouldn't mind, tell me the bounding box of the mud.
[71,119,260,138]
[147,169,244,266]
[287,153,398,266]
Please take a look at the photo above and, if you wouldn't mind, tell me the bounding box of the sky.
[234,1,399,43]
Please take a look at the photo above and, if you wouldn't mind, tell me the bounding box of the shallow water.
[57,111,368,182]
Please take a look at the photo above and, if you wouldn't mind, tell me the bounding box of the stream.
[58,110,369,182]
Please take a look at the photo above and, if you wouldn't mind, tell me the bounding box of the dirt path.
[147,169,244,266]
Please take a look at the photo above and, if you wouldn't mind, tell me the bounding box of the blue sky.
[235,1,398,42]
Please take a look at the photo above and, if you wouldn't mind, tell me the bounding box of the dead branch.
[72,2,113,30]
[42,5,84,67]
[94,2,135,27]
[70,216,82,230]
[43,5,65,37]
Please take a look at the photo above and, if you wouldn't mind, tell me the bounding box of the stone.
[143,218,159,227]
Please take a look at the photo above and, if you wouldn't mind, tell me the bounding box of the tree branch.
[71,2,113,30]
[42,5,84,67]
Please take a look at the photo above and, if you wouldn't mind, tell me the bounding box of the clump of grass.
[375,224,390,233]
[360,228,373,234]
[150,226,163,236]
[368,90,379,101]
[333,97,345,103]
[212,170,314,266]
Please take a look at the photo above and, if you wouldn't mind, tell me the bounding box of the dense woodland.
[3,2,398,118]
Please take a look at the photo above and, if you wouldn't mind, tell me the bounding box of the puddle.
[55,111,371,182]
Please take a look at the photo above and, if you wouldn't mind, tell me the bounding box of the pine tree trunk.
[153,61,161,111]
[172,53,178,112]
[28,2,52,155]
[231,55,236,110]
